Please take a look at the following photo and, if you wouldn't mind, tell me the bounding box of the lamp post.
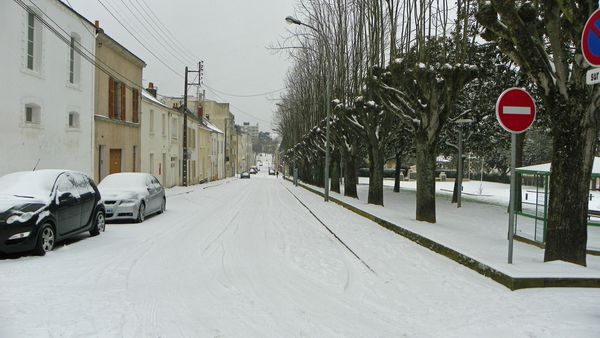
[455,118,473,208]
[286,15,331,202]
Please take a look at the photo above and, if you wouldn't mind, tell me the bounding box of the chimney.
[146,82,157,98]
[197,105,204,119]
[95,20,100,29]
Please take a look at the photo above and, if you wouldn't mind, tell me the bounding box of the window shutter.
[132,89,139,123]
[121,84,126,121]
[108,78,115,119]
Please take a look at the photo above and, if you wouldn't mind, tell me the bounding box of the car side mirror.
[58,192,73,204]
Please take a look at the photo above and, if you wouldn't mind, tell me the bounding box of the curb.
[285,178,600,290]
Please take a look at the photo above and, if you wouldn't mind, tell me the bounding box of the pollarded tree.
[372,37,479,222]
[476,1,600,266]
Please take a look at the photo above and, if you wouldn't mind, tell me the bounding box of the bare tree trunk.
[545,107,595,265]
[344,152,358,198]
[394,152,401,193]
[368,144,385,205]
[415,133,437,223]
[331,150,341,194]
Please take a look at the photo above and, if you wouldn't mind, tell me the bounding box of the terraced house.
[0,0,96,177]
[93,23,146,182]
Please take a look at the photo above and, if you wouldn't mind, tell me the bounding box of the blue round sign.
[583,9,600,67]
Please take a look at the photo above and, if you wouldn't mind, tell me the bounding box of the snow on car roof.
[0,169,67,200]
[99,172,149,189]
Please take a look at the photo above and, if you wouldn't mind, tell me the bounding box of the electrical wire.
[18,0,143,92]
[95,0,184,79]
[203,86,271,124]
[128,0,198,64]
[116,0,194,67]
[135,0,199,62]
[204,84,286,98]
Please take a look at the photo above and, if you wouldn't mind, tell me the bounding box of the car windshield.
[0,171,58,200]
[99,173,147,190]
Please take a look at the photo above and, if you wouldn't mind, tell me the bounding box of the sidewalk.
[287,178,600,290]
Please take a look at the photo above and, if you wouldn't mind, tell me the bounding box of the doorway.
[109,149,122,174]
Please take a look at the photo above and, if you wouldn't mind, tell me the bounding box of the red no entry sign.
[496,88,536,133]
[583,9,600,67]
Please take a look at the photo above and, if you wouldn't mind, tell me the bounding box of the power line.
[95,0,183,79]
[19,0,143,92]
[204,86,271,124]
[128,0,198,64]
[116,0,194,67]
[204,84,286,98]
[136,0,199,62]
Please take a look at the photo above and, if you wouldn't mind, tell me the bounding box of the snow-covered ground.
[1,174,599,337]
[360,177,600,252]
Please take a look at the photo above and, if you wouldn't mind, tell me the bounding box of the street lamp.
[455,118,473,208]
[285,15,331,202]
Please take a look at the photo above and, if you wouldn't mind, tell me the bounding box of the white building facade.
[0,0,96,177]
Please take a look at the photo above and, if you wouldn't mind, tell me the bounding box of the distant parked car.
[98,173,165,223]
[240,171,251,179]
[0,170,106,256]
[249,167,257,174]
[268,168,276,175]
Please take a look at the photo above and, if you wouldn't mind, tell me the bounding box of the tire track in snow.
[280,181,377,275]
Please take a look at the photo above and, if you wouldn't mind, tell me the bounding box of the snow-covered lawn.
[1,174,599,337]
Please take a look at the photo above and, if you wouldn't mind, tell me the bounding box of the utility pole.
[183,62,203,186]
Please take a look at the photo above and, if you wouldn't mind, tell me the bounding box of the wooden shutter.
[121,84,126,121]
[132,89,139,123]
[108,78,115,119]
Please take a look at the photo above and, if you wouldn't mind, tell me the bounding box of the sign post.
[583,8,600,84]
[496,88,536,264]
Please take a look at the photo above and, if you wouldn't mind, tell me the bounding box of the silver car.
[98,173,166,223]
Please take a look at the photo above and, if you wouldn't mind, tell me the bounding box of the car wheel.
[157,198,166,214]
[136,203,145,223]
[33,224,55,256]
[90,210,105,236]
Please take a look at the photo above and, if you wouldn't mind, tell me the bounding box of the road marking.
[503,106,531,115]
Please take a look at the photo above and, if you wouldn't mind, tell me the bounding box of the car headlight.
[120,199,138,206]
[6,212,34,224]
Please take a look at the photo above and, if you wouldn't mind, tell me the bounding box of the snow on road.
[1,174,599,337]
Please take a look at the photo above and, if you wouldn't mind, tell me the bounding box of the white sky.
[61,0,298,132]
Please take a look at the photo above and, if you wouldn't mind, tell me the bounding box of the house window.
[68,34,81,84]
[171,117,178,139]
[68,111,79,128]
[27,13,35,70]
[24,104,40,124]
[149,109,155,134]
[161,113,166,136]
[132,89,139,123]
[108,78,125,120]
[25,9,43,72]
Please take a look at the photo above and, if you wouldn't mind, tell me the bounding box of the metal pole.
[508,133,516,264]
[457,128,463,208]
[324,71,331,202]
[182,67,188,187]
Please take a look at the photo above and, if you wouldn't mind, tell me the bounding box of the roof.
[203,117,224,134]
[142,89,168,108]
[516,157,600,178]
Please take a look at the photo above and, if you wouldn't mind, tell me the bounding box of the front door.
[109,149,122,174]
[54,173,82,235]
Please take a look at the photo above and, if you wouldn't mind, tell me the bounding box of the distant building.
[241,122,259,144]
[201,100,236,177]
[0,0,96,176]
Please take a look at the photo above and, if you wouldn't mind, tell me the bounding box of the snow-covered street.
[1,173,599,337]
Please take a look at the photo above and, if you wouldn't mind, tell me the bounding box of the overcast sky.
[62,0,299,132]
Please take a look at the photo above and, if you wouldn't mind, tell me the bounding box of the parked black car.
[240,172,251,179]
[0,170,106,256]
